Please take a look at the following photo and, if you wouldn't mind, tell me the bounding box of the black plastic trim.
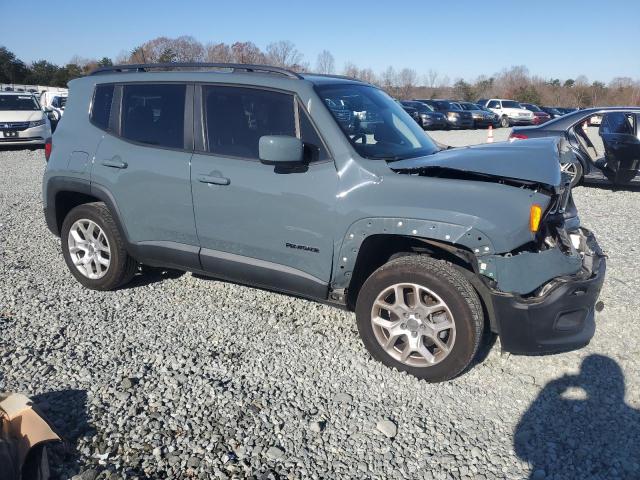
[44,176,92,236]
[200,247,328,301]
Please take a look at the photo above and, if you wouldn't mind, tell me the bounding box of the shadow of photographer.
[514,354,640,479]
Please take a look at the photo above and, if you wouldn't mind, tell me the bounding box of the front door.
[190,85,337,298]
[91,83,199,268]
[599,112,640,184]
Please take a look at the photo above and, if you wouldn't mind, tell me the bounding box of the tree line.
[2,38,639,107]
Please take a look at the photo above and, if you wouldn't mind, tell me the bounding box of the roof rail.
[88,63,303,79]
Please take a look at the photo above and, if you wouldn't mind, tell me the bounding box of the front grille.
[0,122,30,131]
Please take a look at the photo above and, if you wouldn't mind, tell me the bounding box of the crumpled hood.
[389,137,566,188]
[0,110,44,122]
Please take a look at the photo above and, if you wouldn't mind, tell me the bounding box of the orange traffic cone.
[487,125,494,143]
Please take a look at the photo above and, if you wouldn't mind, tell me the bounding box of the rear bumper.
[489,232,606,354]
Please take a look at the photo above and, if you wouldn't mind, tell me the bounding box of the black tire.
[61,202,137,290]
[500,116,510,128]
[355,256,483,382]
[568,161,584,188]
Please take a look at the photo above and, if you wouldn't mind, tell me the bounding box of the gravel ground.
[1,132,639,479]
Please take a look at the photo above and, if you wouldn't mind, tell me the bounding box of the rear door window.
[202,86,295,159]
[90,85,115,130]
[121,84,186,149]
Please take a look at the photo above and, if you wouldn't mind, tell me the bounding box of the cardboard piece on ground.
[0,393,60,480]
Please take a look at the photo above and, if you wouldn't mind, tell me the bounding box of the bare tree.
[205,43,233,63]
[266,40,303,68]
[342,62,359,79]
[426,69,439,89]
[398,68,417,99]
[381,66,397,92]
[230,42,266,64]
[316,50,335,74]
[358,68,377,84]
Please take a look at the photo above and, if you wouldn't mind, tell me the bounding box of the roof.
[87,62,367,87]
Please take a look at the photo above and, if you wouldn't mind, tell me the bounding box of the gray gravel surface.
[1,135,639,479]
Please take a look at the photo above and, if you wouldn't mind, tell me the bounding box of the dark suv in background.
[416,99,473,129]
[400,100,447,130]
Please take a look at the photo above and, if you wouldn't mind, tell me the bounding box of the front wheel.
[355,256,484,382]
[500,116,510,128]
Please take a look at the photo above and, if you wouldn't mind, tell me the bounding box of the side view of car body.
[481,99,535,128]
[43,63,606,382]
[510,107,640,186]
[0,92,51,147]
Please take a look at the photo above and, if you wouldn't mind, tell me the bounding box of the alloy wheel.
[67,219,111,279]
[370,283,456,367]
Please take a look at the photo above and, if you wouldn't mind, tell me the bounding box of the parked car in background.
[520,103,552,125]
[43,63,606,382]
[540,106,565,119]
[510,107,640,186]
[477,105,501,127]
[0,92,51,148]
[415,99,473,129]
[485,99,535,127]
[458,101,496,128]
[557,107,579,115]
[398,102,422,125]
[40,91,68,132]
[400,101,448,130]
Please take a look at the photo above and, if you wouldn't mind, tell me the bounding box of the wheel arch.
[45,177,129,244]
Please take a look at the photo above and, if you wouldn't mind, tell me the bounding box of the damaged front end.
[389,137,607,354]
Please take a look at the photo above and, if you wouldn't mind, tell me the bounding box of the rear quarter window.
[90,84,115,130]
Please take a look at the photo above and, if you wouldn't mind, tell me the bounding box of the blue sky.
[1,0,639,83]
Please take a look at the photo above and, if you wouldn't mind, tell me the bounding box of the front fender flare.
[331,217,495,290]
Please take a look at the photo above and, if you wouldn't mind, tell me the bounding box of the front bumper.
[0,124,50,146]
[446,117,474,128]
[508,117,535,126]
[489,230,606,354]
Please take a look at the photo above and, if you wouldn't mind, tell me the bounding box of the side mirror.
[259,135,304,165]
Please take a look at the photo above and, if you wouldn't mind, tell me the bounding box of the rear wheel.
[561,160,584,187]
[355,256,484,382]
[61,202,137,290]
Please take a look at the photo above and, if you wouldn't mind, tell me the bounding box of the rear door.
[189,84,337,298]
[599,112,640,184]
[91,82,199,268]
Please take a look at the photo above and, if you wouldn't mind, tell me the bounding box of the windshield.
[317,84,439,160]
[523,104,542,112]
[435,101,461,111]
[0,95,40,111]
[461,103,478,110]
[502,100,523,109]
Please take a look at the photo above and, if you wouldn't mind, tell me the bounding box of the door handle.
[198,174,230,186]
[101,158,128,169]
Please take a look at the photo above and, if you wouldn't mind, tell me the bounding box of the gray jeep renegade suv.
[43,63,606,382]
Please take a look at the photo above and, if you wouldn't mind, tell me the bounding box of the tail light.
[44,138,52,162]
[509,133,529,142]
